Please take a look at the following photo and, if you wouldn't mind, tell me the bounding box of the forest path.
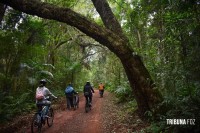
[25,89,106,133]
[1,89,147,133]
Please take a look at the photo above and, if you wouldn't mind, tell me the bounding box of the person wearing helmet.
[35,79,57,117]
[83,81,94,106]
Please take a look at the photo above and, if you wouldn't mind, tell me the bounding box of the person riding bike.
[35,79,57,117]
[83,81,94,106]
[98,82,105,97]
[65,83,78,110]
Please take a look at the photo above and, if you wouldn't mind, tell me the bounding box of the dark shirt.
[83,84,94,95]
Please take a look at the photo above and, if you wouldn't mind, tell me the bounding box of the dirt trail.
[24,89,107,133]
[0,89,147,133]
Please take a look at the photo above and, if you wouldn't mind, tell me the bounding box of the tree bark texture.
[0,0,162,116]
[91,0,123,34]
[91,0,162,115]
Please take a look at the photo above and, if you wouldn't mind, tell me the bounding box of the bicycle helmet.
[86,81,90,85]
[40,79,47,85]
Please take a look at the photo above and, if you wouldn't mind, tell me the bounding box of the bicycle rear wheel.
[85,96,92,113]
[31,113,42,133]
[85,103,89,113]
[85,102,91,113]
[73,96,77,110]
[77,98,79,108]
[47,108,54,127]
[73,95,79,110]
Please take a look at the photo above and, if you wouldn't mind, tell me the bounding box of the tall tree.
[0,0,162,117]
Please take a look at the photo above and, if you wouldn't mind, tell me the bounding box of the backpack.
[84,92,89,96]
[65,86,73,94]
[84,85,92,96]
[36,88,44,100]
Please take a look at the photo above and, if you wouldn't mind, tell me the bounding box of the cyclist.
[65,83,78,110]
[83,81,94,106]
[35,79,57,117]
[98,82,105,97]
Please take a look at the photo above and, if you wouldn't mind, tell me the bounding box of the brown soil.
[0,90,149,133]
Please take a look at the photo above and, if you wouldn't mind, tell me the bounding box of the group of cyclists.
[35,79,105,115]
[65,81,105,110]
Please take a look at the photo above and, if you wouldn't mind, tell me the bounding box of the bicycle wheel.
[73,97,77,110]
[85,104,88,113]
[31,113,42,133]
[77,98,79,108]
[85,103,90,113]
[47,108,54,127]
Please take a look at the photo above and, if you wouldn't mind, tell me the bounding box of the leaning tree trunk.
[0,0,163,117]
[92,0,162,115]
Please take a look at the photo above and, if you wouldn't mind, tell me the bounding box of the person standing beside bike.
[35,79,57,116]
[98,82,105,98]
[65,83,77,110]
[83,81,95,106]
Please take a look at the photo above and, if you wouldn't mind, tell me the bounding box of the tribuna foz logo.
[166,119,195,125]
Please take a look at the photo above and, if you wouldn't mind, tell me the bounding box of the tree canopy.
[0,0,200,132]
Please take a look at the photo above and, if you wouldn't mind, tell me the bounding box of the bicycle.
[31,100,54,133]
[73,93,79,110]
[85,96,91,113]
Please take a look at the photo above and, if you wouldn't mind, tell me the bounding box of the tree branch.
[0,0,132,58]
[55,39,72,50]
[91,0,123,34]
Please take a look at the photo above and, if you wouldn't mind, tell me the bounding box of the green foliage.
[111,0,200,132]
[159,84,200,132]
[146,121,166,133]
[1,1,200,132]
[113,82,133,102]
[125,100,137,113]
[0,92,35,123]
[45,0,78,7]
[0,8,84,123]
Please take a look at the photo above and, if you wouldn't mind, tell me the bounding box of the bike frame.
[73,94,79,110]
[31,99,54,133]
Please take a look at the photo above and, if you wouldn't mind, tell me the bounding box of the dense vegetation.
[0,0,199,132]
